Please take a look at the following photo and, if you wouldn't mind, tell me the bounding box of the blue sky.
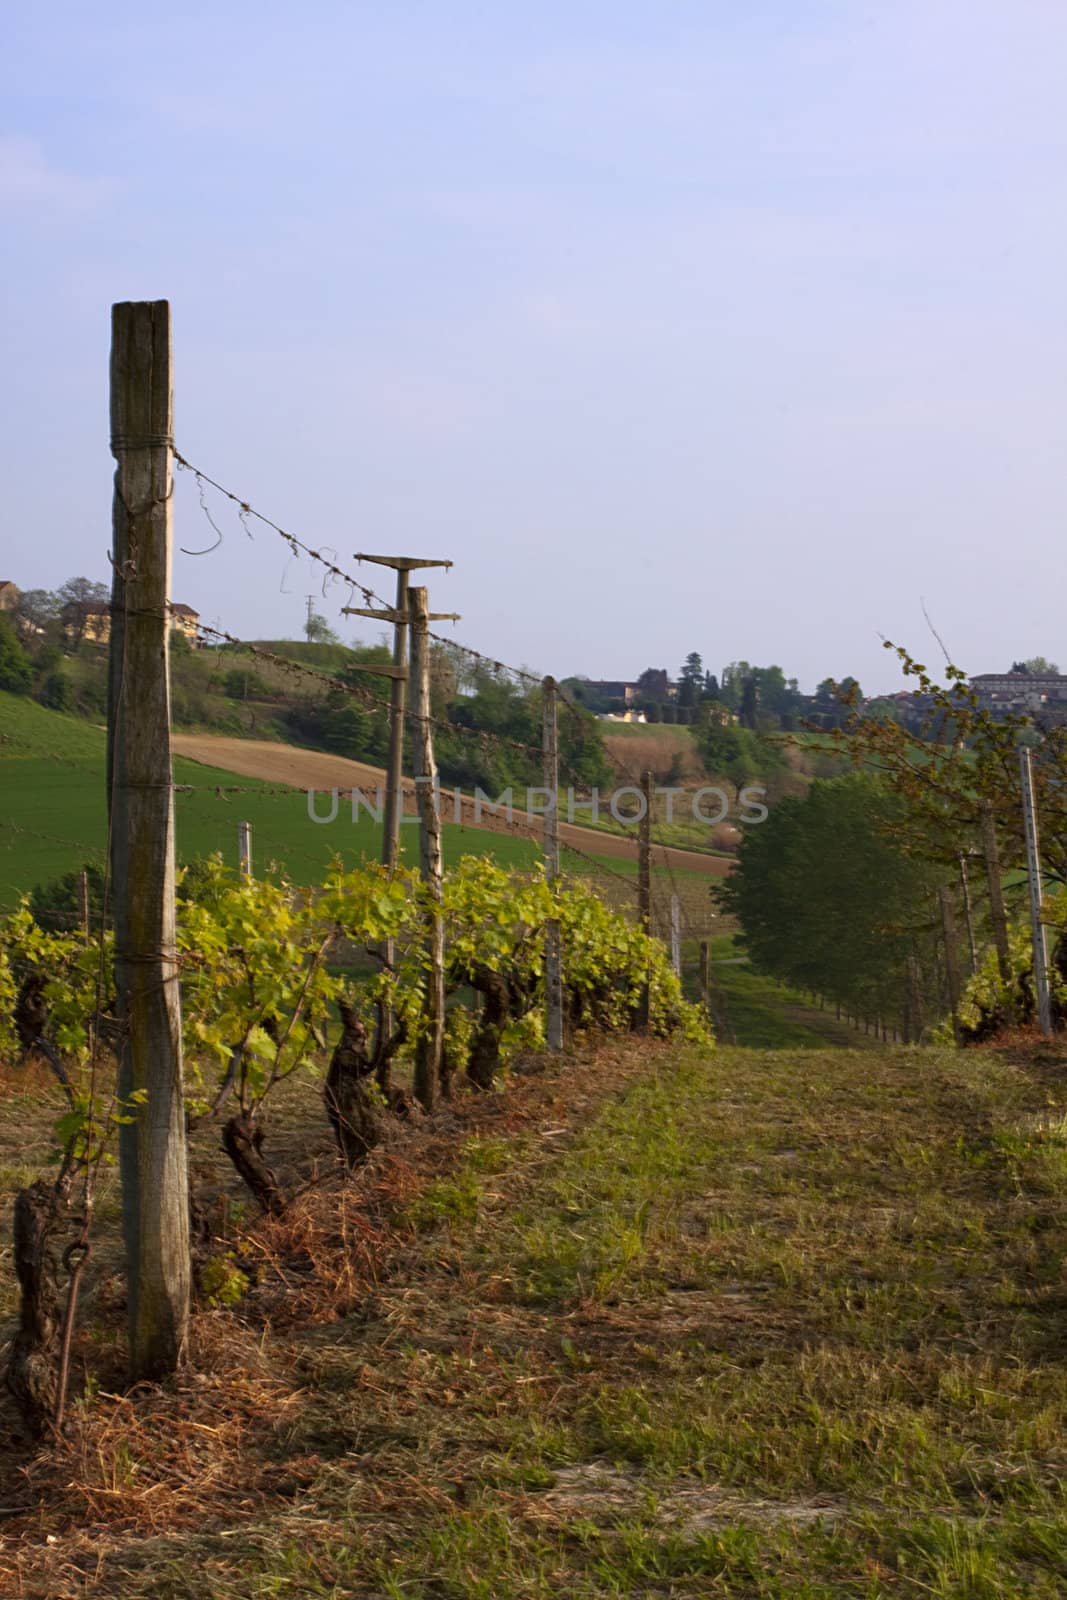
[2,1,1064,692]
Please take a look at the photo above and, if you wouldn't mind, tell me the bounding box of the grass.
[693,934,851,1048]
[4,1033,1067,1597]
[0,691,657,904]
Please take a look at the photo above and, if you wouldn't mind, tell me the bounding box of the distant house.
[0,581,18,612]
[971,670,1067,719]
[62,599,200,647]
[169,602,201,643]
[583,679,639,707]
[598,709,647,724]
[62,600,111,645]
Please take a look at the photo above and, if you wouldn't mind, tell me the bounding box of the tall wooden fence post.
[542,677,564,1052]
[670,893,681,977]
[108,300,190,1379]
[636,770,652,1029]
[237,821,253,878]
[1019,746,1053,1037]
[341,559,457,1090]
[78,869,90,944]
[409,586,443,1108]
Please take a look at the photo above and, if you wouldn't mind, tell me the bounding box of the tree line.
[720,644,1067,1040]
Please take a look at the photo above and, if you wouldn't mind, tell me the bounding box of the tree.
[305,613,341,646]
[739,675,759,730]
[1023,656,1060,675]
[719,661,752,712]
[14,588,60,636]
[810,676,862,730]
[719,771,947,1031]
[56,576,109,609]
[0,616,33,692]
[677,652,704,708]
[38,670,72,711]
[703,670,720,700]
[637,667,671,703]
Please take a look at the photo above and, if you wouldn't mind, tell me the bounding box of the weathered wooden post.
[108,300,190,1378]
[542,676,564,1052]
[1019,746,1053,1037]
[698,939,710,1016]
[237,820,253,878]
[78,869,90,943]
[670,893,681,976]
[636,770,653,1029]
[408,585,443,1108]
[342,560,456,1091]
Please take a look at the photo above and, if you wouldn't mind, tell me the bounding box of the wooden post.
[636,770,652,1029]
[383,567,411,871]
[342,559,457,1088]
[670,893,681,976]
[939,886,963,1041]
[78,869,90,944]
[1019,746,1053,1037]
[341,555,455,870]
[979,802,1011,984]
[108,300,190,1379]
[698,940,710,1015]
[237,820,253,878]
[958,851,979,977]
[542,677,563,1053]
[409,586,443,1108]
[907,953,923,1045]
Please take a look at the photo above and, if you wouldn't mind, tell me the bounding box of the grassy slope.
[7,1036,1067,1597]
[0,692,580,902]
[689,934,884,1051]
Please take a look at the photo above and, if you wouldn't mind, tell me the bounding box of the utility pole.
[1019,745,1053,1037]
[341,555,456,869]
[637,770,653,1029]
[108,300,190,1380]
[542,676,563,1052]
[237,821,252,878]
[343,559,457,1092]
[408,585,444,1108]
[305,594,315,642]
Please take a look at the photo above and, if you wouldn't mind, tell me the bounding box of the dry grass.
[0,1040,649,1594]
[600,729,704,783]
[4,1035,1067,1597]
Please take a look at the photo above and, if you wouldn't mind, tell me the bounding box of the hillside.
[0,695,726,911]
[0,692,537,904]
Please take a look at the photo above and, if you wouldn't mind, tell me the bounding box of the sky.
[2,1,1065,694]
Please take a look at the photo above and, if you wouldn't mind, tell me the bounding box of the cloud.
[0,135,117,218]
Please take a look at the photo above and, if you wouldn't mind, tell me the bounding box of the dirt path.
[172,733,732,877]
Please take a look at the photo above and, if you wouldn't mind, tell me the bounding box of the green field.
[0,692,560,904]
